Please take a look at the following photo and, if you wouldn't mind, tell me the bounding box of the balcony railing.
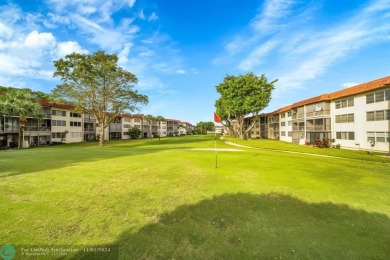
[306,110,330,117]
[3,127,19,132]
[292,113,304,119]
[25,127,52,132]
[306,126,331,131]
[84,117,97,123]
[292,126,305,131]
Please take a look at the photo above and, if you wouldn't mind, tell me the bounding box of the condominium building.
[0,99,193,148]
[247,76,390,152]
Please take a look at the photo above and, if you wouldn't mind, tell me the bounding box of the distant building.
[0,99,193,148]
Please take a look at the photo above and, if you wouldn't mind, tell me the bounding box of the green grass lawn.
[1,135,389,259]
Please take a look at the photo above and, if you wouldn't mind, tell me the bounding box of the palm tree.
[155,115,165,141]
[0,89,43,149]
[144,114,155,140]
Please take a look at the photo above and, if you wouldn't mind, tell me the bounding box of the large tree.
[53,51,148,146]
[215,72,277,139]
[0,89,43,148]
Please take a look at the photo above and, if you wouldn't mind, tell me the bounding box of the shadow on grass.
[0,135,216,178]
[73,193,390,259]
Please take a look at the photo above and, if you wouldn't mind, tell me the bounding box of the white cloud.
[238,40,279,71]
[73,15,138,51]
[215,0,390,95]
[118,43,133,65]
[24,30,56,49]
[148,12,158,22]
[138,9,145,20]
[341,82,359,88]
[251,0,298,33]
[128,0,136,8]
[176,69,186,75]
[0,22,13,39]
[57,41,89,58]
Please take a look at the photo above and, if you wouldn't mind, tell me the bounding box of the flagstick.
[215,130,218,168]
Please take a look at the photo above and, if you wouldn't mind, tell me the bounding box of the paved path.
[223,141,348,160]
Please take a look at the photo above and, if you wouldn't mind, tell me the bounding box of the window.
[348,114,354,122]
[70,112,81,118]
[366,112,375,121]
[335,98,354,109]
[366,94,375,104]
[51,132,62,138]
[367,90,388,104]
[281,113,285,118]
[134,118,141,122]
[123,124,130,129]
[281,131,286,136]
[70,132,81,138]
[287,111,292,117]
[288,131,292,137]
[367,132,375,142]
[367,110,390,121]
[281,122,286,126]
[375,92,384,102]
[52,120,66,126]
[336,113,354,123]
[52,109,66,116]
[123,118,130,122]
[376,111,385,121]
[367,132,390,143]
[336,132,355,140]
[70,121,81,127]
[376,132,385,142]
[123,132,129,135]
[385,89,390,100]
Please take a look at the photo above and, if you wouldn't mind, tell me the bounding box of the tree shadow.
[72,193,390,259]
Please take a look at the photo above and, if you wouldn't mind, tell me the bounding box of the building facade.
[0,100,193,148]
[248,76,390,152]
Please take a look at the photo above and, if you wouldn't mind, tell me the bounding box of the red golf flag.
[214,112,222,123]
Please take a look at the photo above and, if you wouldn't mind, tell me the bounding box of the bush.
[314,137,334,148]
[128,127,141,139]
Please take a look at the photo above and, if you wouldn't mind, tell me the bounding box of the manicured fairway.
[1,135,389,259]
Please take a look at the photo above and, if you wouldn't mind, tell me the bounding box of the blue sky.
[1,0,390,124]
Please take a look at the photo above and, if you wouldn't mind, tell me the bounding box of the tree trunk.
[99,126,105,146]
[159,122,161,141]
[18,117,27,149]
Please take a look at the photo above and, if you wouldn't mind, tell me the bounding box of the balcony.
[109,123,121,132]
[84,117,97,123]
[292,113,304,119]
[84,127,96,132]
[25,127,52,132]
[306,110,330,118]
[306,125,331,131]
[292,126,305,131]
[3,127,19,132]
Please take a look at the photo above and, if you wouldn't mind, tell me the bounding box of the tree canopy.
[215,72,277,139]
[0,89,43,148]
[195,121,214,134]
[52,51,148,146]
